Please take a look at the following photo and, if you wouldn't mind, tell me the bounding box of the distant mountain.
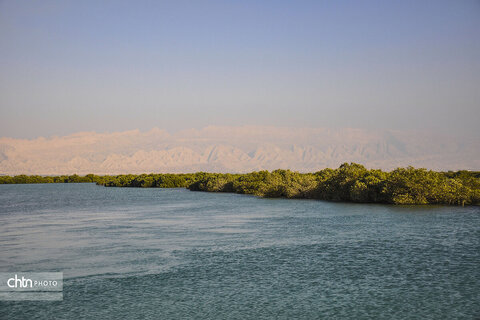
[0,126,479,175]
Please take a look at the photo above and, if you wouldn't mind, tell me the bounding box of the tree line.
[1,163,479,205]
[0,174,98,184]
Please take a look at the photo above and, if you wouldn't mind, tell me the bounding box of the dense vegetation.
[1,163,479,205]
[187,164,480,205]
[0,174,99,184]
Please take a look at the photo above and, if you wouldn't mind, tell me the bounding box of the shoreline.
[1,163,479,206]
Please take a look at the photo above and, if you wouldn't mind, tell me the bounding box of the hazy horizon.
[1,125,479,175]
[1,124,475,141]
[1,0,479,140]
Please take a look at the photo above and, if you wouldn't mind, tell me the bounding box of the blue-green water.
[0,183,479,319]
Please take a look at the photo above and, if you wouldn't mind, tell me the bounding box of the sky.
[0,0,479,139]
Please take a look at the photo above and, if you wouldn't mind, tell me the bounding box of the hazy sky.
[1,0,479,138]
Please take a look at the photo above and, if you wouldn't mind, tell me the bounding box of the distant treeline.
[0,174,98,184]
[1,163,479,205]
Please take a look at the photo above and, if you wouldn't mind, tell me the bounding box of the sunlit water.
[0,183,479,319]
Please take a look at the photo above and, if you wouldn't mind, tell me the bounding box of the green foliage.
[100,173,197,188]
[185,163,480,206]
[1,163,479,206]
[0,174,101,184]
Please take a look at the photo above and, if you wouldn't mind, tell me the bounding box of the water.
[0,183,479,319]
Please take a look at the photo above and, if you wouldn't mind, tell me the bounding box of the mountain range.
[1,126,479,175]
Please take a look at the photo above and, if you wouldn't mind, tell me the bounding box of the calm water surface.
[0,183,479,319]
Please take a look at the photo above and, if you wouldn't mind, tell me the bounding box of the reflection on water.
[0,184,479,319]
